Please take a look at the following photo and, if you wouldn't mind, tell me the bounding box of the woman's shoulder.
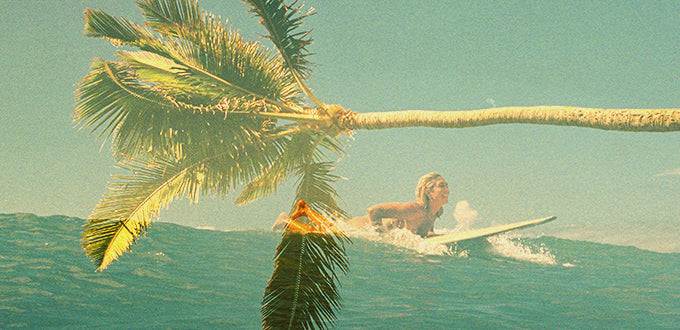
[370,201,421,212]
[390,201,424,212]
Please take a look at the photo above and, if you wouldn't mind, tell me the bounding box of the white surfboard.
[424,216,556,245]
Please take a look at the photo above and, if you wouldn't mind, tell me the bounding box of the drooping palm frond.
[234,132,308,205]
[82,131,282,270]
[234,130,344,206]
[82,157,197,271]
[256,131,349,330]
[262,201,350,330]
[75,57,281,162]
[294,161,347,219]
[242,0,325,107]
[257,139,349,329]
[262,232,348,330]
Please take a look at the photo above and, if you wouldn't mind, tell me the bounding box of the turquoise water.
[2,213,679,328]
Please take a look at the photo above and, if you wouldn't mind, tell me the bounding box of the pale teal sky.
[1,1,679,252]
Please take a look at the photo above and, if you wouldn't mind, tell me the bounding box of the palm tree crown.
[76,0,348,270]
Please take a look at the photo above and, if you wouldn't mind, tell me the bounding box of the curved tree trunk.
[342,106,680,132]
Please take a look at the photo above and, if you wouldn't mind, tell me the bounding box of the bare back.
[348,201,435,237]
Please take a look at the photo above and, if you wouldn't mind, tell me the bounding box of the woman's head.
[415,172,448,217]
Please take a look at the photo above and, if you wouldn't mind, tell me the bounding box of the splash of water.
[452,200,478,232]
[342,223,454,256]
[487,234,557,265]
[340,221,560,264]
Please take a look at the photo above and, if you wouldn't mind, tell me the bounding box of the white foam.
[341,223,454,256]
[341,222,559,263]
[487,234,557,265]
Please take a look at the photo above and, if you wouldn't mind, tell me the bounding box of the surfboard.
[424,216,556,245]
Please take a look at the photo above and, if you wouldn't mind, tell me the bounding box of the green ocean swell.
[1,213,678,328]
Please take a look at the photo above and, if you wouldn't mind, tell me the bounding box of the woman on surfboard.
[348,172,449,237]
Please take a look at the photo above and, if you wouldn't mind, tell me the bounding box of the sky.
[1,0,679,252]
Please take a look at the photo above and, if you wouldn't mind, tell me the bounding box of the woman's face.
[427,178,449,205]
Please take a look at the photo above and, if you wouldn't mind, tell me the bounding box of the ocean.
[2,213,679,329]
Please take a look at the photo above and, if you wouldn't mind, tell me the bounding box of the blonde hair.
[414,172,445,218]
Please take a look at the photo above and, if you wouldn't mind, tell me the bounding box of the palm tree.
[77,1,351,328]
[74,0,680,328]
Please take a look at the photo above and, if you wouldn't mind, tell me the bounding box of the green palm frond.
[234,137,300,205]
[242,0,325,107]
[82,157,197,271]
[75,58,174,148]
[75,58,272,161]
[83,8,171,55]
[137,0,304,110]
[83,8,152,45]
[83,134,281,270]
[243,0,314,78]
[117,48,286,111]
[262,230,349,329]
[235,130,332,204]
[294,161,347,219]
[136,0,202,37]
[84,0,303,112]
[117,50,233,104]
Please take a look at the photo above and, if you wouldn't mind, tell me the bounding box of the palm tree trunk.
[342,106,680,132]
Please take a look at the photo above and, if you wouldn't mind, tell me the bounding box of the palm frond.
[292,133,347,218]
[83,8,152,45]
[262,230,349,329]
[74,58,171,146]
[82,157,198,271]
[242,0,324,107]
[118,49,282,110]
[117,50,233,104]
[235,130,346,209]
[136,0,206,39]
[138,0,304,110]
[82,123,288,271]
[234,148,291,205]
[75,58,223,160]
[294,161,347,219]
[242,0,314,78]
[315,134,346,161]
[235,129,314,205]
[84,0,304,113]
[83,8,171,55]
